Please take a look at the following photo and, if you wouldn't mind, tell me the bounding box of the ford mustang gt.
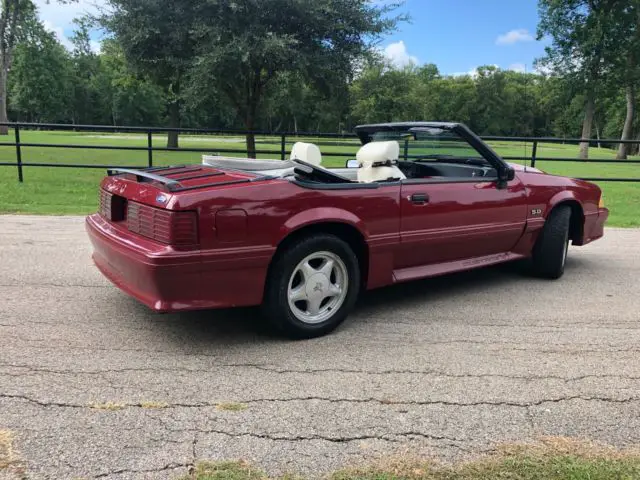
[86,122,609,338]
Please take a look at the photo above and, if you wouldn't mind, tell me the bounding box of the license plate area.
[99,190,127,222]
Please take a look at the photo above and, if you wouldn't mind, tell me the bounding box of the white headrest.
[290,142,322,167]
[356,141,400,168]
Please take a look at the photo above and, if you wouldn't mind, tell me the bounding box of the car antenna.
[523,63,529,171]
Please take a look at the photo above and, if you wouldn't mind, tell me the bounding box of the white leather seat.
[356,141,406,183]
[290,142,322,167]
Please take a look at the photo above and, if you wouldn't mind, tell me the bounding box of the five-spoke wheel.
[263,234,360,338]
[287,251,349,324]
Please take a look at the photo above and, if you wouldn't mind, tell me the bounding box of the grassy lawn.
[0,130,638,226]
[180,439,640,480]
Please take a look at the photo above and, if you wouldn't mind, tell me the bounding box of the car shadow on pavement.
[354,260,525,313]
[118,256,589,345]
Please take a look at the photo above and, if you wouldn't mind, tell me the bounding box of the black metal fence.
[1,122,639,183]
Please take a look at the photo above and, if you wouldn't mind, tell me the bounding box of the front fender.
[545,190,581,218]
[278,207,369,243]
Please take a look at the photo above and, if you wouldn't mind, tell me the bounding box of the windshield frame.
[353,122,511,176]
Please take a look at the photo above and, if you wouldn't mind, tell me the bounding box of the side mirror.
[346,159,360,168]
[498,166,515,181]
[506,167,515,181]
[497,166,515,188]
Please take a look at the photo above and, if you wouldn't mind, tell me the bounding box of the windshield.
[370,127,485,162]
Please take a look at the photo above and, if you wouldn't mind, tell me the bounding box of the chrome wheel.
[287,251,349,324]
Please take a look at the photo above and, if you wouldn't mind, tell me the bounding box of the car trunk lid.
[98,165,271,246]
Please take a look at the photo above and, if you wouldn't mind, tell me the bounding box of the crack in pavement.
[158,420,464,446]
[4,341,640,358]
[2,362,640,383]
[93,462,189,479]
[2,392,639,411]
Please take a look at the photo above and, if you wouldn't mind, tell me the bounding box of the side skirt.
[392,252,527,283]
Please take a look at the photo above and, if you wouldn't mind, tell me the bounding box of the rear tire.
[531,205,571,279]
[263,234,360,339]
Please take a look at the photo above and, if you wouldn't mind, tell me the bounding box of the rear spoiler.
[107,165,275,192]
[107,167,187,191]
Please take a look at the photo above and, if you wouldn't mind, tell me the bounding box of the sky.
[34,0,550,75]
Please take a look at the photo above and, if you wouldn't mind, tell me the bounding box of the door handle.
[410,193,429,204]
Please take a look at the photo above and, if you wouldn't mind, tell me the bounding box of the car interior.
[202,134,499,186]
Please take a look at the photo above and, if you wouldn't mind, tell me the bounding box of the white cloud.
[34,0,104,51]
[496,29,534,46]
[34,0,102,26]
[508,63,526,73]
[534,63,553,75]
[42,19,73,50]
[383,41,419,68]
[450,64,499,78]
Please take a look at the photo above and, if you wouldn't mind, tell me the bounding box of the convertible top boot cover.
[356,141,406,183]
[202,155,298,178]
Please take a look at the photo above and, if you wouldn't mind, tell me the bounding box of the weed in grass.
[215,402,248,412]
[182,460,267,480]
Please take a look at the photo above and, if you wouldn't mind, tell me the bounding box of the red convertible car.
[86,122,608,338]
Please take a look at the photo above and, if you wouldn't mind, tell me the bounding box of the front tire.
[263,234,360,339]
[531,205,571,279]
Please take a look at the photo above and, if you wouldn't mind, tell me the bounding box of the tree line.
[1,0,639,159]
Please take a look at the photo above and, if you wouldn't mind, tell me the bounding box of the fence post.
[280,134,286,160]
[15,125,23,182]
[147,131,153,167]
[530,140,538,168]
[404,139,409,161]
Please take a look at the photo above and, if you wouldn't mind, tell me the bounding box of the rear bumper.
[86,214,273,312]
[582,207,608,245]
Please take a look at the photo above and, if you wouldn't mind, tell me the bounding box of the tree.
[99,39,165,126]
[9,25,73,122]
[70,18,110,124]
[611,1,640,159]
[536,0,620,159]
[0,0,38,134]
[350,59,423,124]
[100,0,201,147]
[188,0,403,157]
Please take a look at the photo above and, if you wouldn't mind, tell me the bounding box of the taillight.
[127,202,198,246]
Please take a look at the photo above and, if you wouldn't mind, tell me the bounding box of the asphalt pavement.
[1,215,639,479]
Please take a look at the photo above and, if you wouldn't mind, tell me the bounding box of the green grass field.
[0,130,638,225]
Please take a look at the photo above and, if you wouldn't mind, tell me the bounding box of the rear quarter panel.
[172,179,402,291]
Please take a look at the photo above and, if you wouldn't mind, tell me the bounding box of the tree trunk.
[617,85,635,159]
[595,121,601,148]
[0,64,8,135]
[579,93,595,159]
[245,132,256,159]
[244,112,257,159]
[167,100,179,149]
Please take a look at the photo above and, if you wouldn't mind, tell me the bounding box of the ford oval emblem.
[156,194,167,204]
